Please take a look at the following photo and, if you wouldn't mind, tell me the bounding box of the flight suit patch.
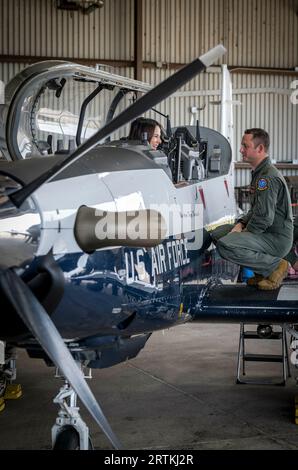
[257,178,269,191]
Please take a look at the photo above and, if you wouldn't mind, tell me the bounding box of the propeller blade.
[10,44,226,208]
[0,269,121,450]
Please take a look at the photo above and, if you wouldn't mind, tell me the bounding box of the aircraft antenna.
[152,107,172,138]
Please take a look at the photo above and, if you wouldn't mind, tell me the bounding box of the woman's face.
[149,126,162,150]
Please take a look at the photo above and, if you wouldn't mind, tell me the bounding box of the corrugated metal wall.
[0,0,134,60]
[143,0,298,68]
[0,0,297,187]
[236,165,298,188]
[1,0,297,67]
[232,74,298,162]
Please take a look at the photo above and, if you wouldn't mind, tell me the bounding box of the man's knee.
[210,224,234,244]
[216,233,242,259]
[216,237,230,258]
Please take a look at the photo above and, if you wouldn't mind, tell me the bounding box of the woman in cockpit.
[128,117,173,180]
[128,117,162,150]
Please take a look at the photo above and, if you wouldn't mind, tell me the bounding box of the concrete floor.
[0,323,298,450]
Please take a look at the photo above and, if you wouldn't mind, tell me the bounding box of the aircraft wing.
[186,281,298,323]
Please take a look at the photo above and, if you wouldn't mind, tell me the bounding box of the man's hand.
[231,222,245,233]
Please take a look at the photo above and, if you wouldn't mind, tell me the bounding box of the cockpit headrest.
[173,127,198,147]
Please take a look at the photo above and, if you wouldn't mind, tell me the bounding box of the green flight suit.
[211,158,293,277]
[285,215,298,267]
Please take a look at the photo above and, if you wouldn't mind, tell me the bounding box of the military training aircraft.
[0,44,298,450]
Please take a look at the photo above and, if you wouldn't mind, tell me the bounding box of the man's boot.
[247,274,264,286]
[258,259,289,290]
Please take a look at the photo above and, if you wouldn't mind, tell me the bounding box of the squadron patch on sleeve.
[257,178,269,191]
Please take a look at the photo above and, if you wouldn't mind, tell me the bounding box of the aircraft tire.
[53,426,93,450]
[53,426,80,450]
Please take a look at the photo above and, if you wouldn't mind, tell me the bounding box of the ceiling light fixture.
[56,0,104,14]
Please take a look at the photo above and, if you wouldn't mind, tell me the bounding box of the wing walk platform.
[185,281,298,324]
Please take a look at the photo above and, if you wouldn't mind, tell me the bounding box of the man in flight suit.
[285,215,298,270]
[211,128,293,290]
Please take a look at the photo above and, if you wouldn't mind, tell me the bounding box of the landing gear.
[53,426,80,450]
[53,425,93,450]
[52,366,93,450]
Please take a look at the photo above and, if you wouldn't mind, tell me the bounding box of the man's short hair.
[244,128,270,152]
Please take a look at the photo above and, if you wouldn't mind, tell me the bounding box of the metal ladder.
[236,323,291,385]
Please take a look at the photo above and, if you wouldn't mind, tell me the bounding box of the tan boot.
[258,259,289,291]
[247,274,264,286]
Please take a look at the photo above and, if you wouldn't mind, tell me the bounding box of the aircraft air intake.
[74,206,167,252]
